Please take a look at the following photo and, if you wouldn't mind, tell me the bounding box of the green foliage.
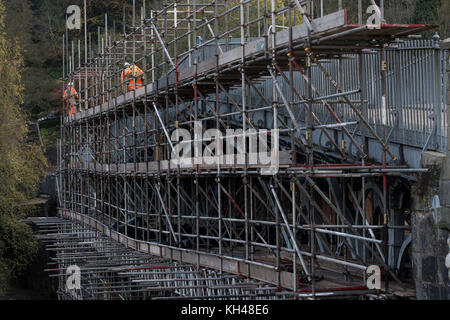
[0,214,39,293]
[0,0,47,294]
[4,0,60,119]
[40,120,60,148]
[413,0,440,24]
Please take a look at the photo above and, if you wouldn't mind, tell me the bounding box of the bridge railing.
[244,39,448,154]
[318,39,448,153]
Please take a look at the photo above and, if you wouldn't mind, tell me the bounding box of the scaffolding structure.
[26,217,282,300]
[58,0,437,299]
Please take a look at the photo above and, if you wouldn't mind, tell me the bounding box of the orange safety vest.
[121,65,144,92]
[64,86,78,116]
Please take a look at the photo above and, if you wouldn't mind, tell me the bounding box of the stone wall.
[412,152,449,299]
[411,40,450,300]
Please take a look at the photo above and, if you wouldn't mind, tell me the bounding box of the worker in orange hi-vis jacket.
[121,62,145,92]
[64,82,79,116]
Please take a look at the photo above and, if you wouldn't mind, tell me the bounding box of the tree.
[0,0,47,294]
[4,0,60,118]
[413,0,440,25]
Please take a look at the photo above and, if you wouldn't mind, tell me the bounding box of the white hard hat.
[124,62,130,67]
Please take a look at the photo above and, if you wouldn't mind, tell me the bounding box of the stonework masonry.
[412,40,450,300]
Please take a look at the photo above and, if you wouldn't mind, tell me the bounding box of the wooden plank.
[219,46,243,67]
[68,150,292,175]
[179,65,195,83]
[197,58,218,76]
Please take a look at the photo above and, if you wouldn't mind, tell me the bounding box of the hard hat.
[124,62,130,68]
